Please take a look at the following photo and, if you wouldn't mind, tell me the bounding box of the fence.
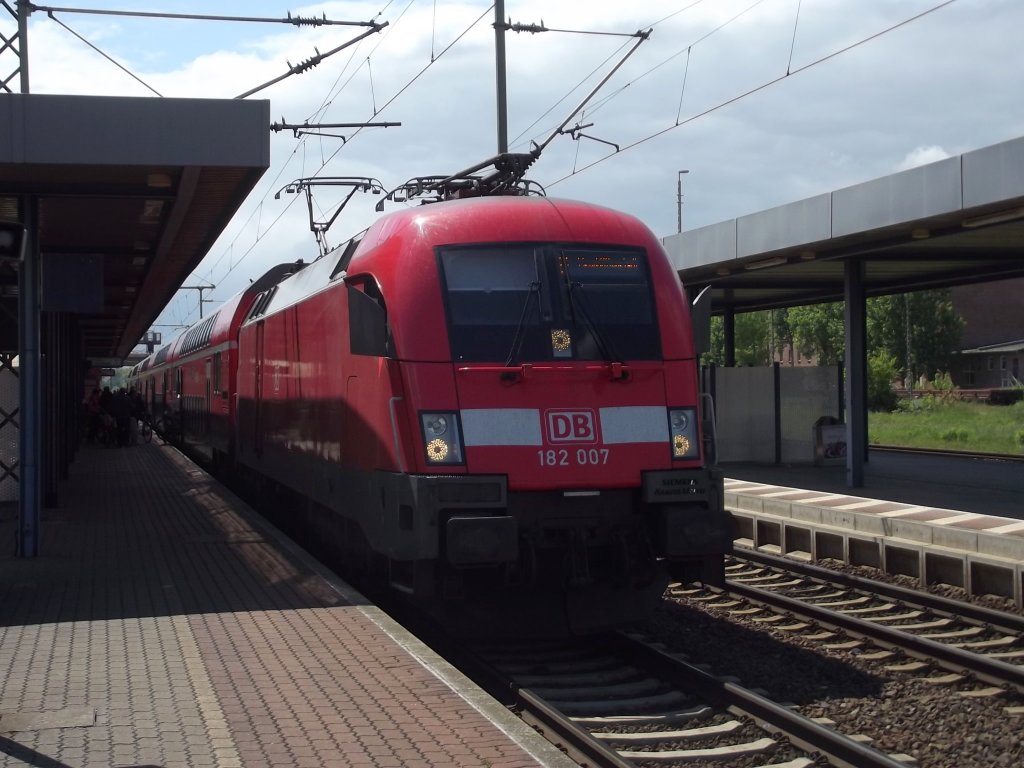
[703,363,843,464]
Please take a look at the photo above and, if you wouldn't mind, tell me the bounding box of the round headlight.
[426,438,450,462]
[671,411,688,430]
[426,415,448,436]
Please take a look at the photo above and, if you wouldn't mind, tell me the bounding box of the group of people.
[84,386,147,447]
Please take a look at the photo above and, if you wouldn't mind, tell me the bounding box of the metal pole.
[18,0,30,92]
[843,258,867,488]
[904,292,913,393]
[181,285,216,319]
[677,169,688,233]
[723,303,736,368]
[495,0,508,153]
[17,195,40,557]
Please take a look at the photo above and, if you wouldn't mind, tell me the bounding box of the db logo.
[546,410,597,444]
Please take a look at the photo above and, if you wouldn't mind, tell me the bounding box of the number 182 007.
[537,448,610,466]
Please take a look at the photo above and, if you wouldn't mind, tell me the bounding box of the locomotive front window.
[438,244,661,363]
[440,247,543,328]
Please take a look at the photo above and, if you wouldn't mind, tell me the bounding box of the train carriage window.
[246,287,276,321]
[213,352,222,393]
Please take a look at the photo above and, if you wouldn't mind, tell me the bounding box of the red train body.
[133,195,730,634]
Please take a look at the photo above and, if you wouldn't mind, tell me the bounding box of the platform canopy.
[0,94,270,362]
[665,135,1024,313]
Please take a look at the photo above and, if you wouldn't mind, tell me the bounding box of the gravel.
[644,591,1024,768]
[814,557,1024,616]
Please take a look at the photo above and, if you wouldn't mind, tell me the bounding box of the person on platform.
[107,388,133,447]
[85,388,101,442]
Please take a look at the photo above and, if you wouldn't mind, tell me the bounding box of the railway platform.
[722,449,1024,607]
[723,448,1024,519]
[0,442,576,768]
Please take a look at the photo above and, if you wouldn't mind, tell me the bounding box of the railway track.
[471,633,913,767]
[674,551,1024,697]
[871,444,1024,463]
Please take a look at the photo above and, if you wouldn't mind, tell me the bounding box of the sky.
[18,0,1024,343]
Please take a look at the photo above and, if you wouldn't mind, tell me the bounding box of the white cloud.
[895,145,951,172]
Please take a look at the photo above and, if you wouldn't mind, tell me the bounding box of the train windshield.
[438,244,661,363]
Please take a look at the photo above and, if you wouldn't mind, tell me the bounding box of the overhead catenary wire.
[30,5,377,27]
[189,3,496,308]
[31,1,403,333]
[44,10,163,96]
[189,0,424,290]
[787,0,803,75]
[546,0,961,189]
[159,0,959,331]
[515,0,771,151]
[195,0,422,286]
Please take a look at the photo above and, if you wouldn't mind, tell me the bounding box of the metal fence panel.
[0,353,18,502]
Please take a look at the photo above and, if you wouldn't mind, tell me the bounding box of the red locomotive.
[132,185,729,635]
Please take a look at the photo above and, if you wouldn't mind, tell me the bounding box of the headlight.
[421,412,463,465]
[424,415,448,437]
[668,407,699,460]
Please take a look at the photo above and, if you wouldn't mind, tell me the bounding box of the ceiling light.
[799,250,816,260]
[962,206,1024,228]
[715,266,730,276]
[147,172,173,189]
[132,256,147,266]
[911,228,930,239]
[743,256,786,271]
[140,200,164,224]
[125,286,136,294]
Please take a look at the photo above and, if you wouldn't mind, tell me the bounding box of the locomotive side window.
[347,278,393,357]
[438,244,661,363]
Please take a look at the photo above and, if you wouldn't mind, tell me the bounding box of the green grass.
[869,398,1024,455]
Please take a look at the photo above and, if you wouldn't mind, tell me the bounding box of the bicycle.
[152,410,181,446]
[97,413,118,447]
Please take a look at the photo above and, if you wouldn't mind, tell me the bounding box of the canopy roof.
[0,94,270,362]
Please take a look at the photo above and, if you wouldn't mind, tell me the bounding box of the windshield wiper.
[504,281,541,367]
[568,281,622,364]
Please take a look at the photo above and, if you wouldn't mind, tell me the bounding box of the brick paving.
[0,443,574,768]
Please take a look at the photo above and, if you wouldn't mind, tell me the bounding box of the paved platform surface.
[0,443,576,768]
[722,449,1024,520]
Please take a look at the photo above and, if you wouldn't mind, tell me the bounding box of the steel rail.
[724,579,1024,695]
[610,632,909,768]
[734,548,1024,635]
[872,444,1024,463]
[515,688,636,768]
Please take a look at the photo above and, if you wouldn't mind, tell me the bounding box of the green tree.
[867,351,900,411]
[786,302,845,363]
[704,290,963,380]
[704,311,774,366]
[867,290,964,383]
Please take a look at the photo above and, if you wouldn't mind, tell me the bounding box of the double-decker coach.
[132,263,301,464]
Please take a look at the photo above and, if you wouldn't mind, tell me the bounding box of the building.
[951,278,1024,388]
